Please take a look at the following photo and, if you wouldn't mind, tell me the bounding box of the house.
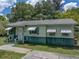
[6,19,77,46]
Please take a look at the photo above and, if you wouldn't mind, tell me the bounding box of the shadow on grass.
[17,42,79,50]
[48,44,79,50]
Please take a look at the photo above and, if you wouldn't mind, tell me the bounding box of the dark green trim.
[24,36,46,44]
[24,36,74,46]
[46,37,74,46]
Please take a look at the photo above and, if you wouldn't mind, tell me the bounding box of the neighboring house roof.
[8,19,77,27]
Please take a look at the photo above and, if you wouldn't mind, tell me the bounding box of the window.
[61,29,72,36]
[28,27,39,34]
[29,30,37,34]
[47,29,56,36]
[49,33,56,36]
[62,33,69,36]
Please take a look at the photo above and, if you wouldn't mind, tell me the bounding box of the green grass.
[16,43,79,56]
[0,50,25,59]
[0,37,25,59]
[0,37,7,46]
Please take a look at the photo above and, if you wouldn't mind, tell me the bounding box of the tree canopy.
[52,8,79,24]
[10,0,62,22]
[62,8,79,23]
[0,16,9,35]
[7,0,79,24]
[11,3,34,22]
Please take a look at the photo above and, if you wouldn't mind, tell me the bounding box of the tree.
[53,11,63,19]
[33,0,54,19]
[0,16,8,27]
[0,16,6,21]
[52,0,62,11]
[0,16,9,36]
[62,8,79,23]
[11,2,34,22]
[34,13,47,20]
[53,8,79,23]
[35,0,54,15]
[34,0,62,19]
[24,15,32,20]
[11,0,62,21]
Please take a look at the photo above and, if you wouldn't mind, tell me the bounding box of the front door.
[18,27,24,43]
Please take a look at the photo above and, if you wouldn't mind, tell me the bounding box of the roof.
[8,19,77,27]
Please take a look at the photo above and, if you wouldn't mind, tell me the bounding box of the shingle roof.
[8,19,77,27]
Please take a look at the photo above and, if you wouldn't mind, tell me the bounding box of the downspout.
[14,27,17,44]
[23,26,25,44]
[46,25,47,45]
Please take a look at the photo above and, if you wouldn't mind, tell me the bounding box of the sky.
[0,0,79,15]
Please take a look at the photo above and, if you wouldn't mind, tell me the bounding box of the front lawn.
[0,50,25,59]
[16,43,79,56]
[0,37,7,46]
[0,37,25,59]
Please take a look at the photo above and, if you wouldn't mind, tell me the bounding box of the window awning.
[5,27,13,31]
[27,27,37,31]
[47,29,56,33]
[61,30,72,33]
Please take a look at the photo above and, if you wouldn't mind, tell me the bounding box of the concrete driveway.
[0,44,32,54]
[22,51,79,59]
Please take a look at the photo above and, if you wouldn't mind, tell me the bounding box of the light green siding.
[47,25,74,38]
[24,36,46,44]
[24,26,47,37]
[16,24,74,38]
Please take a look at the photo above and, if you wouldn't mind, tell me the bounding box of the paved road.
[0,44,32,54]
[22,51,79,59]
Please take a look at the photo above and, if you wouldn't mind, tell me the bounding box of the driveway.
[0,44,32,54]
[22,51,79,59]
